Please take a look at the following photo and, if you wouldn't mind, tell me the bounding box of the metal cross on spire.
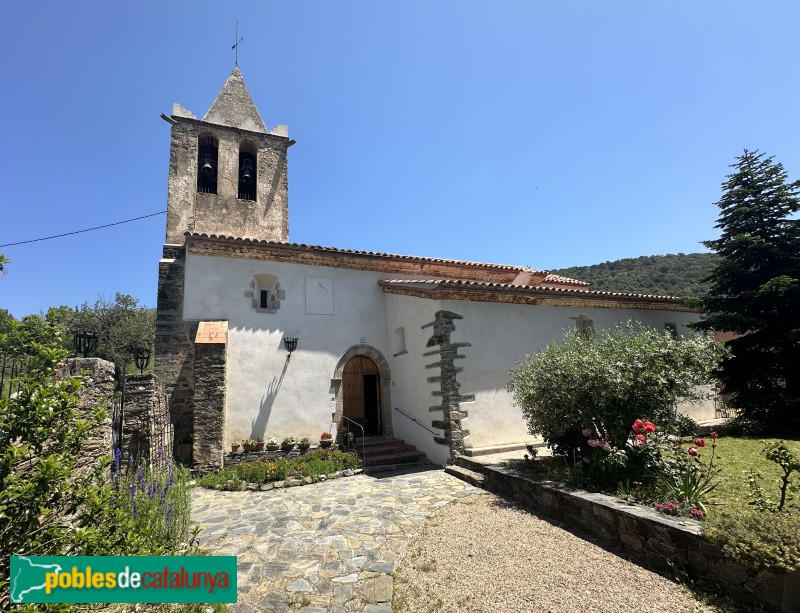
[232,16,244,66]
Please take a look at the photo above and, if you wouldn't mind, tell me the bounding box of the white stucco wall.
[440,299,705,450]
[383,293,450,466]
[183,251,712,459]
[183,253,406,445]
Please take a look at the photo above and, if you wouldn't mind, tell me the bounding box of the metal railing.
[393,406,439,436]
[0,354,28,400]
[340,415,366,468]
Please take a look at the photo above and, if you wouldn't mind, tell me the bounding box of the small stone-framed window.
[244,273,284,313]
[392,327,407,357]
[197,133,218,194]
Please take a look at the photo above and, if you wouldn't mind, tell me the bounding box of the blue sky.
[2,1,800,317]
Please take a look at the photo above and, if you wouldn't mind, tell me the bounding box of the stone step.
[355,441,417,455]
[445,464,486,487]
[454,455,486,473]
[363,450,426,467]
[359,436,408,448]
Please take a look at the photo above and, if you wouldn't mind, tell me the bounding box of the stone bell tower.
[156,68,294,468]
[163,66,294,243]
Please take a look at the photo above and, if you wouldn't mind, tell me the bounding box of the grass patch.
[708,435,800,509]
[508,435,800,511]
[197,448,360,490]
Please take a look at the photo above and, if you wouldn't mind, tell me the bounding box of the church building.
[154,68,704,471]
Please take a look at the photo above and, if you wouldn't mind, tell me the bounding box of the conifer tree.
[694,150,800,429]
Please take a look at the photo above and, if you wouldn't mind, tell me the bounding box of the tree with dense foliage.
[0,254,9,275]
[0,338,193,608]
[551,253,718,297]
[692,150,800,430]
[61,293,156,376]
[507,322,726,452]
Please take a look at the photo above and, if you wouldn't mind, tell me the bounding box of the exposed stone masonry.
[155,244,196,464]
[422,311,472,460]
[192,321,228,472]
[58,358,115,473]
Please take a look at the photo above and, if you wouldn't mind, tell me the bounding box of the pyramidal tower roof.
[203,67,267,133]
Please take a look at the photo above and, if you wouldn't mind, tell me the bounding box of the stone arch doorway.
[333,345,393,438]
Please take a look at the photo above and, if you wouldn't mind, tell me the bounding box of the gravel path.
[393,494,722,613]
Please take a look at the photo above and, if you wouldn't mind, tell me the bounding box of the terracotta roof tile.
[377,278,679,301]
[185,232,525,271]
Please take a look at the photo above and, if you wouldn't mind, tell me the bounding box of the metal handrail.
[393,407,439,435]
[340,415,366,469]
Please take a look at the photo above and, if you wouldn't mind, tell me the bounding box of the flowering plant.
[657,434,720,513]
[300,437,311,444]
[320,431,333,440]
[266,436,278,446]
[282,436,296,444]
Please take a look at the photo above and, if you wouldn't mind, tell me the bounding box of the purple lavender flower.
[587,439,601,448]
[133,502,138,520]
[129,453,135,466]
[128,483,136,500]
[601,442,612,452]
[166,503,173,526]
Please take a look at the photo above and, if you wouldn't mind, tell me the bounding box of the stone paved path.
[192,467,482,612]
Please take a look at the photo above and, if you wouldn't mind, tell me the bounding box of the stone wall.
[165,118,290,245]
[465,458,800,612]
[155,243,196,464]
[423,310,472,459]
[192,321,228,472]
[59,358,115,473]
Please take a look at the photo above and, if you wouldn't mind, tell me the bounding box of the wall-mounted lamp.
[133,348,151,375]
[74,331,98,357]
[283,337,298,360]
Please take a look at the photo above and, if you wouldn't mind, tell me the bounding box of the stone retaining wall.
[471,460,799,612]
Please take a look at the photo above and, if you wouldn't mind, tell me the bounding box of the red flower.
[644,422,656,433]
[687,447,698,457]
[635,434,645,442]
[694,438,706,447]
[632,419,644,433]
[710,431,718,438]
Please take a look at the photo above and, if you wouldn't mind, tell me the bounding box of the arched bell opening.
[197,133,219,194]
[238,140,257,201]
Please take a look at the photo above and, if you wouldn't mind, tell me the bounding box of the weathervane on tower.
[232,15,244,66]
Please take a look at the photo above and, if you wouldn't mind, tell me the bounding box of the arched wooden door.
[342,355,382,436]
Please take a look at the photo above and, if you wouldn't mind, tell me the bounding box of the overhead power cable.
[0,211,167,248]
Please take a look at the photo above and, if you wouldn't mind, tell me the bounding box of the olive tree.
[507,322,727,452]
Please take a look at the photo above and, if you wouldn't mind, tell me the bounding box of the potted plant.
[298,437,311,451]
[231,441,241,453]
[319,431,333,448]
[242,438,256,452]
[266,435,280,451]
[255,436,265,451]
[281,436,296,451]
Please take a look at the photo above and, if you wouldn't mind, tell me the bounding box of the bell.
[201,154,215,178]
[240,159,253,184]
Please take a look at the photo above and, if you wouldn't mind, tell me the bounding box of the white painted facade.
[181,248,708,466]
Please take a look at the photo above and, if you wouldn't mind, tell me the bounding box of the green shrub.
[198,448,360,489]
[704,507,800,573]
[0,341,200,609]
[507,322,726,453]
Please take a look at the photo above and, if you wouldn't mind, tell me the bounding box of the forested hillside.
[550,253,718,297]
